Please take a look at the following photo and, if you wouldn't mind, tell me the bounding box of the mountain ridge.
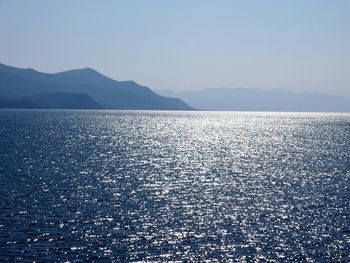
[0,63,193,110]
[157,87,350,112]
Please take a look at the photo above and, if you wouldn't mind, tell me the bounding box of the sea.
[0,110,349,262]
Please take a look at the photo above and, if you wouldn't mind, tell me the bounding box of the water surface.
[0,110,349,262]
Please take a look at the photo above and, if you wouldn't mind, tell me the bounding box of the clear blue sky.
[0,0,349,98]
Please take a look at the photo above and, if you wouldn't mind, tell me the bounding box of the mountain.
[0,63,192,110]
[0,93,102,109]
[0,96,43,109]
[157,87,350,112]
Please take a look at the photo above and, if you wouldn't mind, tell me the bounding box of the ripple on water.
[0,110,349,262]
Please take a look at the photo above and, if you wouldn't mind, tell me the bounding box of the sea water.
[0,110,349,262]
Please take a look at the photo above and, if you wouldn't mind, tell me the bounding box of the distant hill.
[0,93,103,109]
[157,87,350,112]
[0,96,42,109]
[0,63,192,110]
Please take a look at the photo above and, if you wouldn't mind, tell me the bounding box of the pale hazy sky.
[0,0,349,98]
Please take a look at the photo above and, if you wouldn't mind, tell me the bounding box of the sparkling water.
[0,110,349,262]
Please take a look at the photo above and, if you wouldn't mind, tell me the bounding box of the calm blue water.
[0,110,349,262]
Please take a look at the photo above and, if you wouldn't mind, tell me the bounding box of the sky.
[0,0,349,98]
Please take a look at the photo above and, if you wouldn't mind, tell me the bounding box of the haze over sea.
[0,109,349,262]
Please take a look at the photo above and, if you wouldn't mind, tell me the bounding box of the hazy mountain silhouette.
[0,96,43,109]
[157,87,350,112]
[27,93,103,109]
[0,93,102,109]
[0,63,192,110]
